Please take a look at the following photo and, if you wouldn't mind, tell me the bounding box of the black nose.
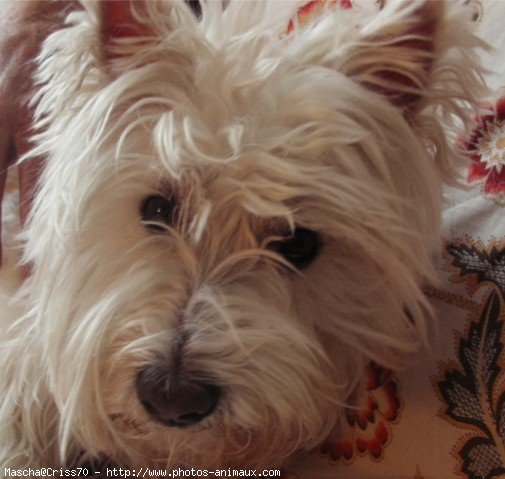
[136,365,221,428]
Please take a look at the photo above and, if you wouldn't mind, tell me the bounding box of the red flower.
[467,96,505,196]
[320,363,402,463]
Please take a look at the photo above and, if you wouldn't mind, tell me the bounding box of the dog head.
[20,0,483,468]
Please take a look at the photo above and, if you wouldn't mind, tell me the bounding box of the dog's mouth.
[108,411,222,434]
[109,412,148,434]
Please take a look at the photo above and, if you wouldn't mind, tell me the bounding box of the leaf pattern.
[460,437,505,479]
[448,245,505,297]
[438,291,505,479]
[496,393,505,439]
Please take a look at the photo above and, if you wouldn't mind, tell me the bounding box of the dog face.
[14,0,482,469]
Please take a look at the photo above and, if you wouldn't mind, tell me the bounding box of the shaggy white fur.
[0,0,487,472]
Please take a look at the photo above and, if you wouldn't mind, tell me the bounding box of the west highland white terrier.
[0,0,486,472]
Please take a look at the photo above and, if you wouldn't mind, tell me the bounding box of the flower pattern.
[319,362,402,464]
[467,94,505,201]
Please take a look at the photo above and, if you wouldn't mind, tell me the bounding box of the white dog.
[0,0,486,472]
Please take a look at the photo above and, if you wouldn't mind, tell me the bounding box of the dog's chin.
[102,414,252,468]
[102,411,315,469]
[100,388,338,469]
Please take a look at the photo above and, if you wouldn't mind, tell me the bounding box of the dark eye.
[141,195,175,231]
[185,0,202,18]
[270,228,320,269]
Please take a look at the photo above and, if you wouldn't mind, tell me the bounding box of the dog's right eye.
[269,228,320,269]
[141,195,175,231]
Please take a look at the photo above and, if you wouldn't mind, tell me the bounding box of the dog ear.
[340,0,443,113]
[99,1,200,76]
[100,0,156,62]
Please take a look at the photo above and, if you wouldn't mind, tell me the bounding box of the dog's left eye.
[270,228,320,269]
[141,195,175,231]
